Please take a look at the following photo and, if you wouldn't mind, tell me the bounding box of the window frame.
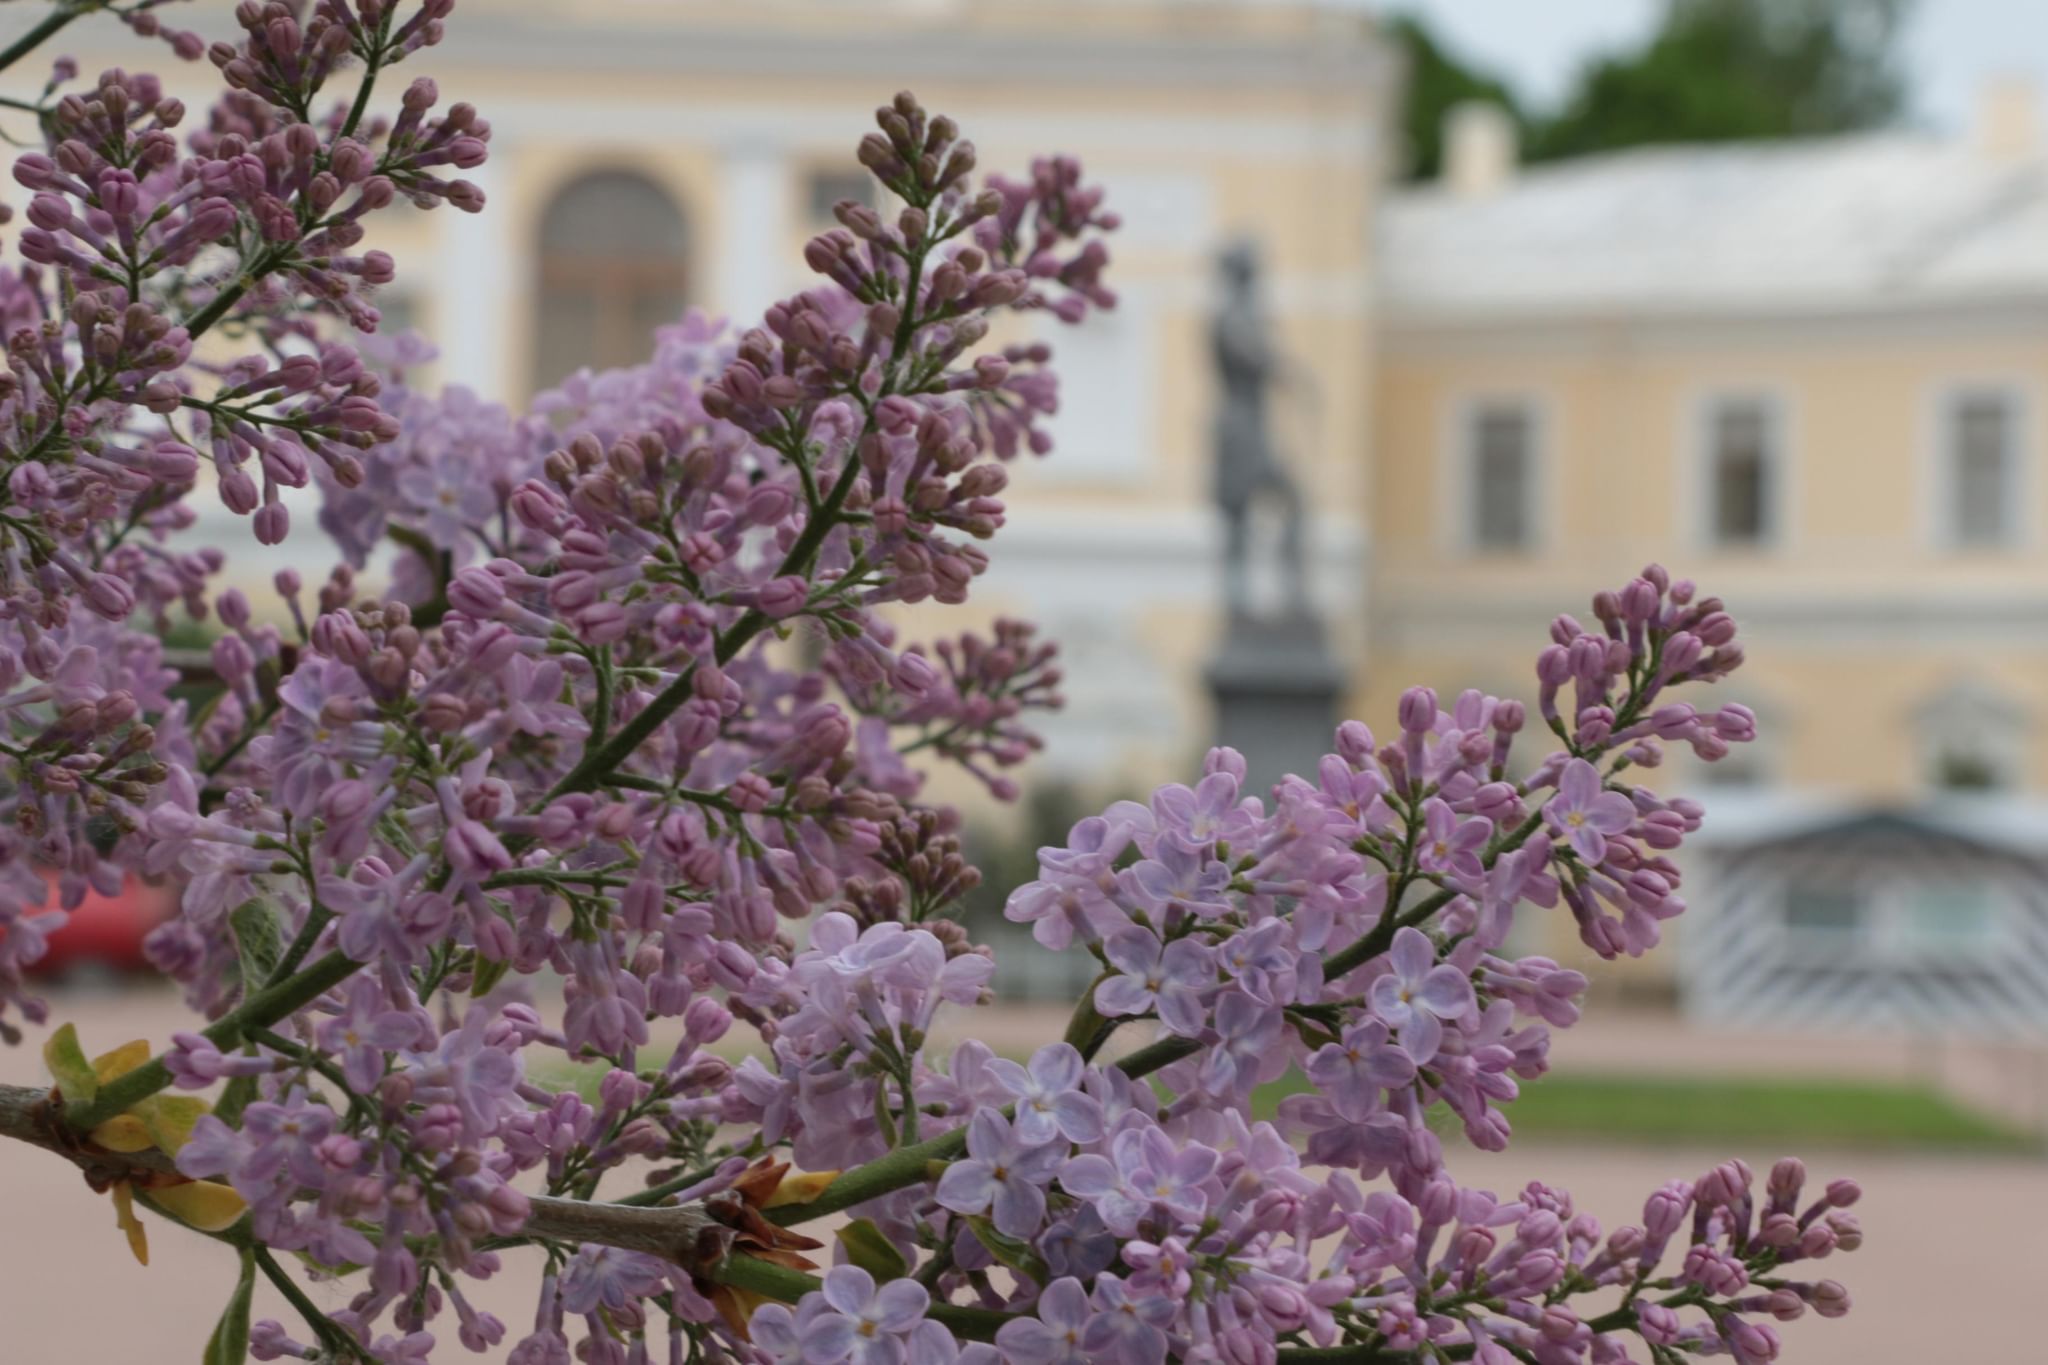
[1689,388,1792,553]
[797,163,878,233]
[1915,680,2028,794]
[531,166,691,390]
[1925,380,2033,553]
[1443,391,1549,557]
[1774,872,2018,967]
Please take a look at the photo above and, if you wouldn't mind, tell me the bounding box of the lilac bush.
[0,5,1862,1364]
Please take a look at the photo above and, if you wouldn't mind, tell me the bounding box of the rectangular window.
[1891,884,2001,957]
[1706,398,1776,547]
[805,169,874,229]
[1468,403,1534,551]
[1948,390,2018,547]
[1782,882,1862,948]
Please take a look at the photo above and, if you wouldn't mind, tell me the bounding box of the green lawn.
[540,1055,2037,1155]
[1247,1070,2038,1152]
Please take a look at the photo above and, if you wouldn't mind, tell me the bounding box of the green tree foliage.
[1530,0,1911,161]
[1388,1,1912,180]
[1386,13,1526,181]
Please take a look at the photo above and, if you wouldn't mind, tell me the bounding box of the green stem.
[1317,808,1549,983]
[540,427,869,804]
[1269,1346,1411,1364]
[765,1026,1197,1228]
[202,700,281,779]
[68,949,361,1130]
[337,7,393,143]
[611,1157,738,1208]
[1062,972,1110,1057]
[180,244,289,341]
[267,904,333,984]
[712,1255,1012,1342]
[254,1246,371,1362]
[0,4,86,78]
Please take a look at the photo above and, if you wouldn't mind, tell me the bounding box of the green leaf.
[834,1218,910,1282]
[872,1077,899,1149]
[43,1022,97,1106]
[203,1247,256,1365]
[469,952,511,998]
[964,1214,1048,1286]
[135,1094,210,1153]
[214,1072,258,1128]
[229,900,282,993]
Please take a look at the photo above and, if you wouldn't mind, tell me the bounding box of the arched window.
[1916,680,2026,793]
[533,170,687,388]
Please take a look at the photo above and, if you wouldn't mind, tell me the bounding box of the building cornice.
[0,7,1390,95]
[1380,293,2048,357]
[1372,587,2048,650]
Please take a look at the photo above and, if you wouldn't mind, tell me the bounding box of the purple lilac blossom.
[0,29,1859,1365]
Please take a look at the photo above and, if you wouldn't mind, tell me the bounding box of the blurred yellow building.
[54,0,1387,781]
[1374,95,2048,1006]
[37,3,2048,1007]
[1373,93,2048,807]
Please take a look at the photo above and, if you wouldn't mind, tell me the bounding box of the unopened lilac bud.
[253,501,289,545]
[1334,720,1375,766]
[757,575,808,619]
[211,633,255,684]
[1825,1178,1861,1208]
[1538,1307,1580,1343]
[1696,610,1738,646]
[1397,686,1437,735]
[893,651,936,697]
[447,567,506,619]
[1643,1181,1691,1241]
[419,692,468,733]
[1810,1280,1851,1318]
[218,587,252,630]
[85,573,136,620]
[311,611,371,666]
[684,996,731,1045]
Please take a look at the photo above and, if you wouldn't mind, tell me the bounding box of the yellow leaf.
[764,1169,842,1208]
[110,1182,149,1266]
[146,1180,247,1233]
[91,1039,152,1083]
[43,1023,97,1106]
[134,1095,209,1154]
[89,1113,157,1153]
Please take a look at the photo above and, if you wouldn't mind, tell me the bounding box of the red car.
[22,873,176,976]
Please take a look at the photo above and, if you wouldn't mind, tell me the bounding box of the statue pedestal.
[1205,610,1348,795]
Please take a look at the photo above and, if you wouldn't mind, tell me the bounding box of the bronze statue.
[1211,240,1308,616]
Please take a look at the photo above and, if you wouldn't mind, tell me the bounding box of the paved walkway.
[935,1000,2048,1135]
[0,982,2035,1362]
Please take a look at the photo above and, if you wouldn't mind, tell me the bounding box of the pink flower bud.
[448,567,507,618]
[84,573,136,620]
[757,575,808,619]
[1398,686,1437,735]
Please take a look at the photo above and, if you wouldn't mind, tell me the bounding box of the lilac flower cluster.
[0,0,481,1042]
[0,9,1865,1365]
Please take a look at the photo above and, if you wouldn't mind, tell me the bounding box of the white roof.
[1688,791,2048,856]
[1381,133,2048,323]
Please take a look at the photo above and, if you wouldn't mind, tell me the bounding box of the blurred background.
[6,2,2047,1361]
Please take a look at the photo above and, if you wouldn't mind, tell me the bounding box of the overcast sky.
[1387,0,2046,133]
